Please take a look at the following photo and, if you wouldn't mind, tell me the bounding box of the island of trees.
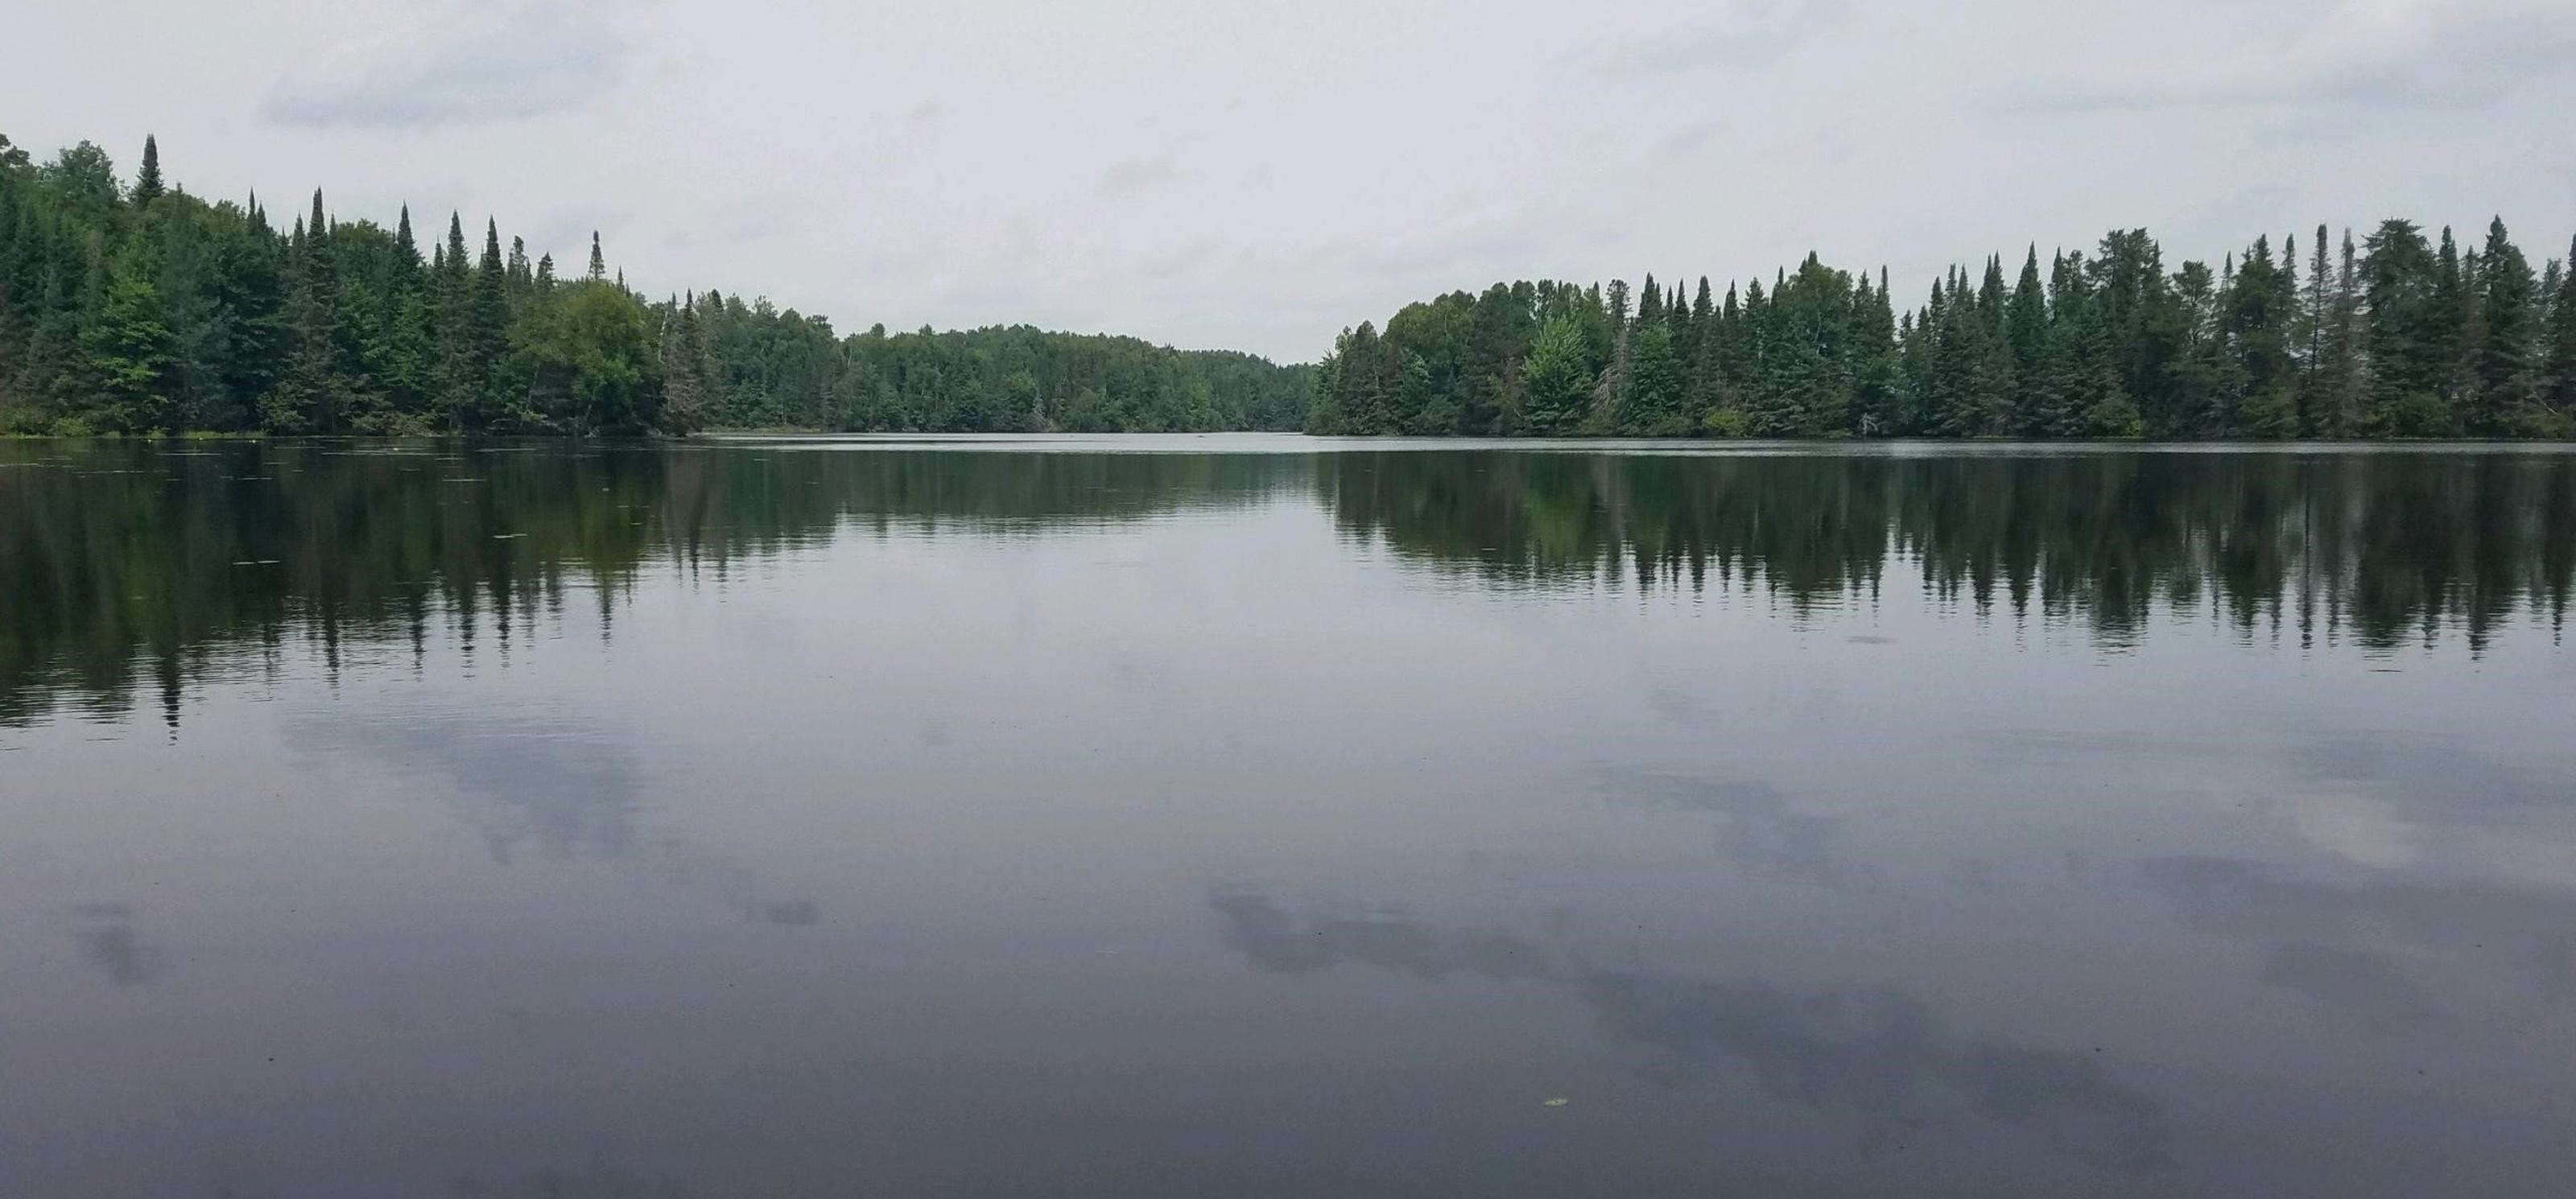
[1310,225,2576,440]
[0,133,1310,436]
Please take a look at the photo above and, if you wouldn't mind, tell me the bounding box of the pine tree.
[2544,237,2576,433]
[2006,246,2047,432]
[384,206,432,422]
[131,135,164,208]
[1622,319,1685,435]
[2430,226,2467,427]
[2471,217,2537,435]
[2363,220,2446,435]
[2225,235,2297,435]
[468,219,510,426]
[661,299,709,433]
[2322,230,2366,438]
[588,232,606,282]
[2298,226,2330,431]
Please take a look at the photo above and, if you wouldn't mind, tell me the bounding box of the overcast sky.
[6,0,2572,360]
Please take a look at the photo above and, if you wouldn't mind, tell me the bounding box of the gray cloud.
[1099,157,1179,196]
[1141,239,1220,279]
[1658,120,1732,158]
[262,1,632,129]
[2004,0,2576,114]
[16,0,2571,362]
[1591,0,1852,76]
[664,197,802,250]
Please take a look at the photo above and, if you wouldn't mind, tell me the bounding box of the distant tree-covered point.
[0,132,1310,436]
[1311,223,2576,440]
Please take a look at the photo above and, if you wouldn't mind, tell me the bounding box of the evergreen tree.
[2472,217,2537,434]
[2006,247,2047,432]
[2543,238,2576,433]
[469,219,510,426]
[2362,220,2446,435]
[2321,231,2367,439]
[2308,225,2349,429]
[2224,236,2297,435]
[132,135,163,208]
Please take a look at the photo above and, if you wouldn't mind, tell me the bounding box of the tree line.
[1311,222,2576,439]
[0,132,1309,436]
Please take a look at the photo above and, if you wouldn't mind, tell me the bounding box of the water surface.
[4,435,2574,1197]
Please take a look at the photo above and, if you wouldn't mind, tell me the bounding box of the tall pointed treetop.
[133,135,164,207]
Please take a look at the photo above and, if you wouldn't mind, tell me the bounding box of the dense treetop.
[0,132,1309,436]
[1311,222,2576,440]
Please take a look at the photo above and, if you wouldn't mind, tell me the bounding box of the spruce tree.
[2299,226,2330,431]
[2225,236,2297,435]
[2472,217,2537,434]
[2544,237,2576,431]
[131,135,163,208]
[2323,231,2366,438]
[468,219,509,425]
[1622,319,1685,435]
[2007,246,2047,432]
[2431,226,2467,426]
[2363,220,2444,434]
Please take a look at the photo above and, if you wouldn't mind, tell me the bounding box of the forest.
[1310,223,2576,440]
[0,132,1310,436]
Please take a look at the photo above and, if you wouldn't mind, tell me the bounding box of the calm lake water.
[4,435,2574,1198]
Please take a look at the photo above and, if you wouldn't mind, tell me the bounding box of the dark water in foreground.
[4,435,2574,1198]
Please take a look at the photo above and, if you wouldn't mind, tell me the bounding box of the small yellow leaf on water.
[1542,1097,1571,1107]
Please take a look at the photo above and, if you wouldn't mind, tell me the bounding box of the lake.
[3,435,2573,1198]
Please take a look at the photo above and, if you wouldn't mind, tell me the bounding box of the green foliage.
[0,130,1306,436]
[1699,407,1753,438]
[504,281,663,434]
[2369,391,2452,439]
[1323,217,2572,440]
[1517,315,1593,434]
[72,246,176,431]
